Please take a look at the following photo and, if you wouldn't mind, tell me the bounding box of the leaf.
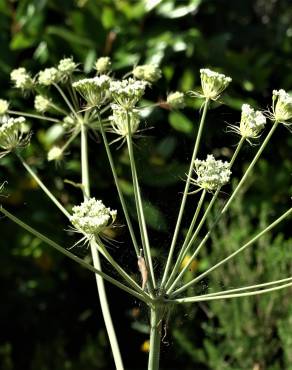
[143,201,167,231]
[169,111,194,134]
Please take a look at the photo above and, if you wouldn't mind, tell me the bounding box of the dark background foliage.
[0,0,291,369]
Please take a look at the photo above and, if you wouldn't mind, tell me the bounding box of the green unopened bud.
[95,57,111,73]
[0,99,9,115]
[38,67,61,86]
[34,95,51,113]
[133,64,162,83]
[10,67,34,91]
[166,91,185,109]
[200,68,232,100]
[272,89,292,124]
[47,146,63,161]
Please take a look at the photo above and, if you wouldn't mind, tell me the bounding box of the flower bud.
[34,95,51,113]
[193,154,231,191]
[38,67,61,86]
[166,91,185,109]
[95,57,111,73]
[200,68,232,100]
[0,99,9,116]
[133,64,162,83]
[109,104,140,137]
[10,67,34,90]
[58,57,77,80]
[109,78,148,109]
[272,89,292,123]
[72,75,111,107]
[47,146,63,161]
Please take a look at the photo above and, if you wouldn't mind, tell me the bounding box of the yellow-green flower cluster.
[10,67,34,90]
[109,78,147,109]
[0,99,9,116]
[34,95,51,113]
[95,57,111,73]
[38,67,61,86]
[0,116,28,158]
[133,64,162,83]
[272,89,292,124]
[166,91,185,109]
[200,68,232,100]
[73,75,111,107]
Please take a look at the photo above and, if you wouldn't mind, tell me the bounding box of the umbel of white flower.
[0,99,9,116]
[0,116,29,158]
[193,154,231,191]
[133,64,162,83]
[239,104,266,139]
[200,68,232,100]
[72,75,111,107]
[38,67,60,86]
[47,146,63,162]
[166,91,185,109]
[95,57,111,73]
[272,89,292,124]
[109,78,148,109]
[70,198,117,237]
[34,95,51,113]
[58,57,77,77]
[109,104,140,138]
[10,67,34,90]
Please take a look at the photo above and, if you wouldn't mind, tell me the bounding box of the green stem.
[8,110,60,123]
[0,206,146,302]
[161,98,209,288]
[99,120,140,256]
[60,128,81,153]
[126,112,156,291]
[80,122,124,370]
[49,102,68,116]
[53,83,79,120]
[17,153,71,219]
[171,206,292,297]
[230,137,245,167]
[148,306,162,370]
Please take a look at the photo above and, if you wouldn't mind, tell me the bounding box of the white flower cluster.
[109,78,148,109]
[47,146,63,161]
[38,67,60,86]
[239,104,266,139]
[72,75,111,107]
[193,154,231,191]
[95,57,111,73]
[0,116,28,158]
[34,95,51,113]
[70,198,117,237]
[58,57,77,76]
[133,64,162,83]
[272,89,292,124]
[200,68,232,100]
[109,104,140,137]
[0,99,9,115]
[166,91,185,109]
[10,67,34,90]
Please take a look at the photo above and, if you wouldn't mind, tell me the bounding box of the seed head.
[34,95,51,113]
[200,68,232,100]
[0,116,29,158]
[109,104,140,138]
[109,78,148,109]
[272,89,292,124]
[133,64,162,83]
[192,154,231,191]
[166,91,185,109]
[72,75,111,107]
[38,67,61,86]
[70,198,117,237]
[95,57,111,73]
[10,67,34,90]
[47,146,63,161]
[0,99,9,116]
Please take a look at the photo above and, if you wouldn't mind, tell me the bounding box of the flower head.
[58,57,77,80]
[272,89,292,124]
[70,198,117,239]
[38,67,61,86]
[109,104,140,138]
[133,64,162,83]
[0,116,30,158]
[95,57,111,73]
[192,154,231,191]
[72,75,111,107]
[166,91,185,109]
[0,99,9,116]
[10,67,34,91]
[240,104,266,139]
[34,95,51,113]
[47,146,63,162]
[109,78,148,109]
[200,68,232,100]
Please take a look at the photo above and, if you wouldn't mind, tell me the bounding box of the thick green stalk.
[126,113,156,291]
[148,306,162,370]
[17,154,71,219]
[0,206,146,302]
[171,206,292,297]
[80,122,124,370]
[99,121,140,256]
[161,98,209,287]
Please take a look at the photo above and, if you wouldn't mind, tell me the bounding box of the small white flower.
[47,146,63,161]
[191,154,231,191]
[0,99,9,115]
[58,57,77,76]
[272,89,292,124]
[133,64,162,83]
[34,95,51,113]
[0,116,30,158]
[95,57,111,73]
[200,68,232,100]
[72,75,111,107]
[38,67,61,86]
[62,115,77,131]
[166,91,185,109]
[70,198,117,239]
[109,104,140,138]
[10,67,34,90]
[109,78,148,109]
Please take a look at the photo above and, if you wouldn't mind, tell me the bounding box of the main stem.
[80,122,124,370]
[161,98,209,287]
[148,306,162,370]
